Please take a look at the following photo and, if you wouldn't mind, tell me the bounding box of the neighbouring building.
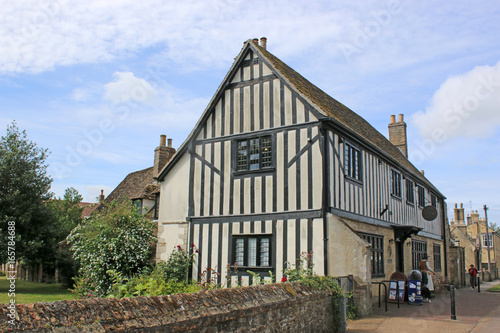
[155,38,449,313]
[450,203,500,280]
[105,134,176,220]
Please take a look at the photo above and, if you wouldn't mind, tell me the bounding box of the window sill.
[230,266,273,270]
[233,167,275,177]
[345,176,363,186]
[391,195,402,201]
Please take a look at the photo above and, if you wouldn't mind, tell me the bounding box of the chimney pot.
[420,170,425,176]
[253,38,259,45]
[388,114,408,157]
[160,134,166,146]
[455,203,458,208]
[260,37,267,50]
[168,138,173,148]
[460,203,463,208]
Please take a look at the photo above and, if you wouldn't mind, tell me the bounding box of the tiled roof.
[255,43,443,197]
[105,167,157,203]
[78,202,98,218]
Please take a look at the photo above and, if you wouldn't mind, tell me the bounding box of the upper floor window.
[482,234,493,248]
[391,169,401,198]
[132,199,142,212]
[406,179,414,204]
[236,136,273,172]
[344,142,362,182]
[431,193,437,208]
[418,185,425,208]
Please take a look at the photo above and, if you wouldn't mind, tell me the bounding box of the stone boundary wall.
[1,283,339,332]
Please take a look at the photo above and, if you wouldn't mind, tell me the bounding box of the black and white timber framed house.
[155,38,449,295]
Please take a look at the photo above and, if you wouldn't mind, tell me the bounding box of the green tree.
[47,187,85,285]
[48,187,84,236]
[67,199,157,295]
[0,122,54,265]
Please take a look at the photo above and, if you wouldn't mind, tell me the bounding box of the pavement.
[347,279,500,333]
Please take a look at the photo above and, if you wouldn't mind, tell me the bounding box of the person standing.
[419,254,436,295]
[468,264,478,290]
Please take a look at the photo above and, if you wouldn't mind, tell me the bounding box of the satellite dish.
[422,206,438,221]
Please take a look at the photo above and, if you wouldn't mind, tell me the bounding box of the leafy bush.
[67,200,157,295]
[106,269,201,298]
[157,245,196,282]
[282,252,355,322]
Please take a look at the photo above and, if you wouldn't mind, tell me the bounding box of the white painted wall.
[159,153,190,222]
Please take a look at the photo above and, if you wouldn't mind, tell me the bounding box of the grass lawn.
[487,283,500,292]
[0,276,74,304]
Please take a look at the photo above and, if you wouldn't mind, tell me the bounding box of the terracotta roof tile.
[256,43,443,197]
[105,167,157,203]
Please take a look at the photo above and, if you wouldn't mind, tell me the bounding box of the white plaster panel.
[263,81,270,129]
[159,153,190,222]
[273,79,281,126]
[276,132,284,212]
[243,86,251,133]
[262,63,273,76]
[244,177,251,214]
[254,176,262,214]
[284,87,292,125]
[233,88,240,134]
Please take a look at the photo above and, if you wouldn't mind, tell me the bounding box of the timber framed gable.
[156,38,449,287]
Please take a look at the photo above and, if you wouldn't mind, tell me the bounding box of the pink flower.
[195,249,199,253]
[281,277,287,282]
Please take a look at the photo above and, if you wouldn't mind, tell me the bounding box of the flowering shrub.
[71,275,102,299]
[67,199,157,295]
[156,245,196,282]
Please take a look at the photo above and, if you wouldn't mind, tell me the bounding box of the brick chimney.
[99,189,105,203]
[154,134,176,178]
[388,114,408,157]
[453,203,466,227]
[260,37,267,50]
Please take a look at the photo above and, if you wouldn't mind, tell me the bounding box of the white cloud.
[412,61,500,141]
[103,71,158,105]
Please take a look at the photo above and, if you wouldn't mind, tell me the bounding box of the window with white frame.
[344,142,362,182]
[482,234,493,248]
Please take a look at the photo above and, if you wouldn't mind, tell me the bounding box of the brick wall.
[1,283,343,332]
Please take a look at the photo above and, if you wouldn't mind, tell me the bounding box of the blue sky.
[1,0,500,224]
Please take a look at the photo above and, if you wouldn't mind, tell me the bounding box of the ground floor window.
[412,240,427,270]
[360,233,384,277]
[433,244,442,272]
[232,235,271,268]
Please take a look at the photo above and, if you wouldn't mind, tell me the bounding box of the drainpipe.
[441,200,449,278]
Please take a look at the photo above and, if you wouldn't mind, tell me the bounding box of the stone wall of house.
[1,283,344,333]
